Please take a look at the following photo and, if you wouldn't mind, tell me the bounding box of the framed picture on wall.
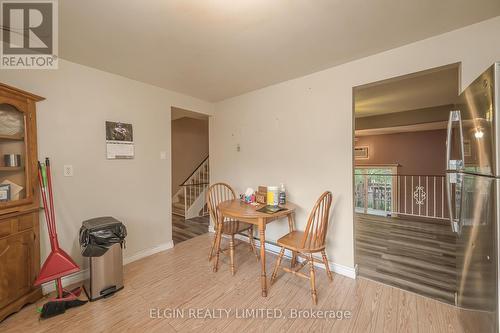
[105,121,135,159]
[354,146,369,160]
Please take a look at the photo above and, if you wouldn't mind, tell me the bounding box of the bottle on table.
[279,183,286,205]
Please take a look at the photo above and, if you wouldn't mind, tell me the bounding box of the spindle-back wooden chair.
[206,183,258,275]
[270,191,333,304]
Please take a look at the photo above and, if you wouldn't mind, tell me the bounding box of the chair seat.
[221,220,253,235]
[277,231,325,252]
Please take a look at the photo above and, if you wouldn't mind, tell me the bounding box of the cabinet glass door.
[0,103,31,205]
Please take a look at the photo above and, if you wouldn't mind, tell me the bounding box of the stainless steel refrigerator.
[446,62,500,332]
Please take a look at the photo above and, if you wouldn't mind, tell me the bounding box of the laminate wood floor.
[172,214,209,244]
[0,233,480,333]
[355,213,457,304]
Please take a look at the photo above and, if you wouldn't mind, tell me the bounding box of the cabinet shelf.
[0,134,24,141]
[0,166,23,172]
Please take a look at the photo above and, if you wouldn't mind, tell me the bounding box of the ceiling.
[59,1,500,102]
[354,64,459,117]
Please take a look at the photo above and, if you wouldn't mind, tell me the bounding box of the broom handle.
[45,158,57,237]
[56,278,63,299]
[38,162,58,250]
[45,159,59,249]
[43,164,56,238]
[37,163,52,237]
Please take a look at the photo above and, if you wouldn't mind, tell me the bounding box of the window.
[354,165,398,216]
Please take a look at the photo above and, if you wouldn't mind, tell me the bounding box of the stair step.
[184,184,208,188]
[173,202,185,210]
[178,193,196,199]
[178,190,205,202]
[172,208,185,217]
[172,204,184,211]
[172,201,185,216]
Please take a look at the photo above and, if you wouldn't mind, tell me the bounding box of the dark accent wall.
[355,129,446,175]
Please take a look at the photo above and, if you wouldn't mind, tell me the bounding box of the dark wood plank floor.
[355,213,457,304]
[172,214,209,244]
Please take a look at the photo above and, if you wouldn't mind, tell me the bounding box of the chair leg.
[208,229,217,261]
[291,251,297,268]
[270,247,285,285]
[212,222,223,273]
[321,250,333,281]
[248,226,259,260]
[309,254,318,305]
[229,235,236,276]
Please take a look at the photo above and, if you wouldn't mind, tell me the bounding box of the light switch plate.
[63,165,74,177]
[160,151,167,160]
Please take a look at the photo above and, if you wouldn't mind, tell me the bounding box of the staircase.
[172,200,187,217]
[172,157,209,219]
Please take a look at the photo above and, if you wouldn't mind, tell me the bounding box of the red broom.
[35,158,86,318]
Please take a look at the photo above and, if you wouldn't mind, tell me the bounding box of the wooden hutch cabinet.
[0,83,44,321]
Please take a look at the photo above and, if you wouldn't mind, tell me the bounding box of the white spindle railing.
[180,157,209,218]
[354,174,448,221]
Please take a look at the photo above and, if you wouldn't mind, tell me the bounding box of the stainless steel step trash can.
[79,216,127,301]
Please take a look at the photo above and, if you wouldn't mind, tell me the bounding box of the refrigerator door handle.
[446,110,465,173]
[445,110,464,233]
[446,173,459,233]
[446,111,453,169]
[457,110,465,169]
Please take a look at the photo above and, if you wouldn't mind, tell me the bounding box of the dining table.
[214,199,297,297]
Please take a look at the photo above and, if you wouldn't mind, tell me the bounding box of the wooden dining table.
[214,199,297,297]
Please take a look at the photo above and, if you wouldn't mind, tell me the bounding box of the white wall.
[211,16,500,270]
[0,59,213,268]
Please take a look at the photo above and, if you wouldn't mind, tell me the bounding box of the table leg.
[287,213,298,268]
[258,218,267,297]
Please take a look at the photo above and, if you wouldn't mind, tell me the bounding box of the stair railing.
[179,156,209,218]
[354,173,448,221]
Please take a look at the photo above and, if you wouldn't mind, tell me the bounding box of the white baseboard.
[41,240,175,295]
[232,233,356,279]
[123,240,174,265]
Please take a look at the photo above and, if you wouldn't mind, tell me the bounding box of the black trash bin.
[79,216,127,301]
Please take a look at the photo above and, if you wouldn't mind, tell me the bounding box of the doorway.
[352,63,460,304]
[171,107,210,244]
